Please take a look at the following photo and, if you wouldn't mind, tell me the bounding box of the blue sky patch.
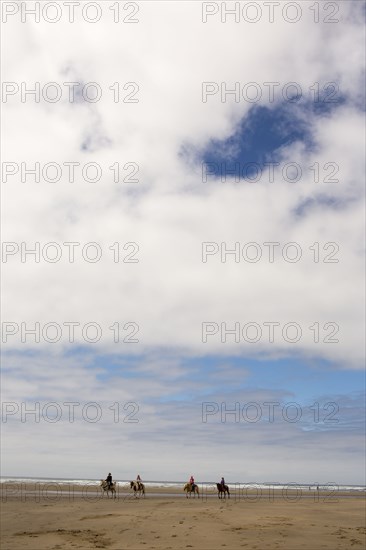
[199,97,344,181]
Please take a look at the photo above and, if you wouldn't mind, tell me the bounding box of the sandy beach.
[1,484,365,549]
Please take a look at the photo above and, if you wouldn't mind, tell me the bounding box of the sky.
[1,1,365,485]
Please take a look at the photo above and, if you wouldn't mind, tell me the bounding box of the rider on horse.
[220,477,225,489]
[106,473,113,489]
[189,475,195,489]
[136,474,142,490]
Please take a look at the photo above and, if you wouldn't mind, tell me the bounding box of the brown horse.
[100,480,117,498]
[216,483,230,499]
[184,483,199,498]
[130,480,145,497]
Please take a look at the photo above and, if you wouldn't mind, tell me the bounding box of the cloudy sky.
[1,1,365,485]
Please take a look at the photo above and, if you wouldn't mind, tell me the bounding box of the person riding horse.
[216,479,230,499]
[189,475,195,489]
[106,473,113,489]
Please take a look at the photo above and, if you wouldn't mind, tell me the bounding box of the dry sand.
[1,484,365,549]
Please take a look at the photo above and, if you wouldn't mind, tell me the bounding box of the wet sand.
[1,484,365,549]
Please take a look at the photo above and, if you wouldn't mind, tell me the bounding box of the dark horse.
[216,483,230,499]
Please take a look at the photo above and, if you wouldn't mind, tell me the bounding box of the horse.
[184,483,199,498]
[130,480,145,497]
[100,480,117,499]
[216,483,230,499]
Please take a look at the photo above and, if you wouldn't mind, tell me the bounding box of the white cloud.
[1,1,365,480]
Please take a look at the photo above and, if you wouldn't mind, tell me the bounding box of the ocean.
[1,477,365,492]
